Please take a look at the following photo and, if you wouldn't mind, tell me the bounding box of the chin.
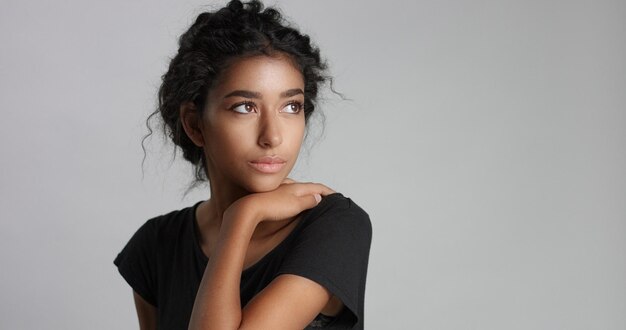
[242,176,284,193]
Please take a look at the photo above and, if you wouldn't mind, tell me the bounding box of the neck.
[198,162,294,238]
[206,180,249,229]
[200,180,296,241]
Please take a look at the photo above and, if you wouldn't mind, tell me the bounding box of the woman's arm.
[188,182,335,330]
[133,291,157,330]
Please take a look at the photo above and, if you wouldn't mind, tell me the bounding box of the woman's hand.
[227,179,335,224]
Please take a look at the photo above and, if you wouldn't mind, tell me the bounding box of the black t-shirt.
[114,192,372,329]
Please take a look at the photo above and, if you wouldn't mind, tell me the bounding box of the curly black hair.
[143,0,329,186]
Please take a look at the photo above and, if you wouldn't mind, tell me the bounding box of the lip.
[248,156,286,174]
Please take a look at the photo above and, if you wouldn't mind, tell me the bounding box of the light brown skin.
[132,54,345,329]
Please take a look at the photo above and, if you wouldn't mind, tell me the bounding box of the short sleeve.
[113,219,159,307]
[277,196,372,328]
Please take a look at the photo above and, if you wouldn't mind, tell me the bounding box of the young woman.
[114,1,372,329]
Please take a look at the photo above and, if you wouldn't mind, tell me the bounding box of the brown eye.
[281,102,303,114]
[231,102,256,114]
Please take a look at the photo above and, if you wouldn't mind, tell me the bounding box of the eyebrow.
[280,88,304,98]
[223,88,304,99]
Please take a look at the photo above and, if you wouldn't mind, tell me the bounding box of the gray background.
[1,0,625,329]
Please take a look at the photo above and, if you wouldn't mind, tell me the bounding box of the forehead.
[214,55,304,96]
[211,54,304,97]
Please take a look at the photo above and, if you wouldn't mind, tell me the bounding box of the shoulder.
[303,192,372,238]
[290,192,372,254]
[115,202,201,260]
[317,192,369,216]
[277,193,372,328]
[113,202,203,307]
[137,201,201,239]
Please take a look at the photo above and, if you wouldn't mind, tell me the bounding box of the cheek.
[287,122,306,151]
[296,126,306,144]
[296,118,306,140]
[205,113,241,143]
[209,128,244,153]
[203,123,240,159]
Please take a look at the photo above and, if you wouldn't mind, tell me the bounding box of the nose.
[257,114,282,148]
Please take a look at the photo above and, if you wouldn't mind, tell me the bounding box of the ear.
[180,101,205,147]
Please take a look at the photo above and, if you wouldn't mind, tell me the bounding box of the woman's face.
[200,54,306,193]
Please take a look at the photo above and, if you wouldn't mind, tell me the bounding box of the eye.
[230,102,256,114]
[281,101,303,114]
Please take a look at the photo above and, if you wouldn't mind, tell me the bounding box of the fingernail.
[314,194,322,203]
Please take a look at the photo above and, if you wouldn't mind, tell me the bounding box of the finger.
[281,178,297,185]
[317,184,336,196]
[299,193,322,210]
[295,183,335,197]
[313,193,322,204]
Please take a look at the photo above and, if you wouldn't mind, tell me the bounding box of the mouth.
[248,156,286,174]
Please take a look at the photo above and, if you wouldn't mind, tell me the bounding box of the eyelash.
[283,101,304,114]
[229,101,304,114]
[229,101,256,114]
